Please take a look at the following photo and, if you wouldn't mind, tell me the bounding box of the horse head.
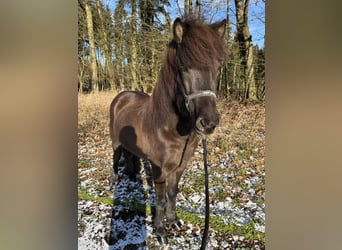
[172,17,227,136]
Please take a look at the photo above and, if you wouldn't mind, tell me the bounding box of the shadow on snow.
[107,159,155,250]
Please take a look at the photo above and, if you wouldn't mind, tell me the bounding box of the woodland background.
[78,0,265,102]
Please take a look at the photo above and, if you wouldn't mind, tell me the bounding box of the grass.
[78,189,265,244]
[177,209,265,243]
[78,189,113,205]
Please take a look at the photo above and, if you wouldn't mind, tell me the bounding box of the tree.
[195,0,201,16]
[139,0,155,89]
[234,0,256,101]
[137,0,171,91]
[113,0,127,90]
[95,0,115,90]
[130,0,139,90]
[84,0,99,92]
[78,0,87,92]
[184,0,193,15]
[253,45,265,101]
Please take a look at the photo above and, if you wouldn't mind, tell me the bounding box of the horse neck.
[147,43,195,134]
[149,61,178,129]
[151,82,175,119]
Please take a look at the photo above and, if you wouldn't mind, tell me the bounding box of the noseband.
[184,90,217,111]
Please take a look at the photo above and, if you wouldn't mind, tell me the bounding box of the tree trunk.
[245,41,256,99]
[233,63,237,98]
[130,0,138,90]
[85,0,98,92]
[234,0,256,100]
[96,0,115,90]
[113,0,126,91]
[78,57,85,92]
[78,71,83,92]
[195,0,201,16]
[184,0,189,15]
[139,0,154,89]
[184,0,193,14]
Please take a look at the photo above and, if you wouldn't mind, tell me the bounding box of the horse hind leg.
[110,146,122,186]
[122,149,141,180]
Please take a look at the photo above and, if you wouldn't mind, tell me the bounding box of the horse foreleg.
[152,165,168,246]
[166,169,183,230]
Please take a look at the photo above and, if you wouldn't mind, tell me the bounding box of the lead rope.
[200,137,209,250]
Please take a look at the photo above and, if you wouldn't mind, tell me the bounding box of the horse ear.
[173,18,184,43]
[210,19,226,39]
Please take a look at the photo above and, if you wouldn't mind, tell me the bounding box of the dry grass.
[78,91,117,141]
[78,91,118,196]
[208,100,265,165]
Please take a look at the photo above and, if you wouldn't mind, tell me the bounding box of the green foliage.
[253,46,265,101]
[78,159,89,168]
[78,189,113,205]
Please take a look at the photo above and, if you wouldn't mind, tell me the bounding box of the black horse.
[110,15,227,246]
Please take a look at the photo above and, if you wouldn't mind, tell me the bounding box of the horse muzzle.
[195,113,220,135]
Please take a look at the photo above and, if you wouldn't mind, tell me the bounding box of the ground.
[78,92,265,249]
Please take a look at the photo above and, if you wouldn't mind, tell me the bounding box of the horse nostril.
[199,118,217,133]
[205,121,216,133]
[200,118,206,128]
[209,122,216,130]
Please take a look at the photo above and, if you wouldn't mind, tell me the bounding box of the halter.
[184,90,217,111]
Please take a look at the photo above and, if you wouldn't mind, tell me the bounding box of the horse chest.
[153,131,197,168]
[140,128,185,166]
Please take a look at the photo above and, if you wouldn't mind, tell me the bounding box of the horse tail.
[109,97,116,140]
[109,94,123,177]
[113,146,122,175]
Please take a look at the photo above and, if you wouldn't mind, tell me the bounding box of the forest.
[78,0,265,102]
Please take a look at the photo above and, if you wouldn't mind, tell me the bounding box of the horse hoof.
[157,235,168,247]
[172,219,183,230]
[166,219,183,231]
